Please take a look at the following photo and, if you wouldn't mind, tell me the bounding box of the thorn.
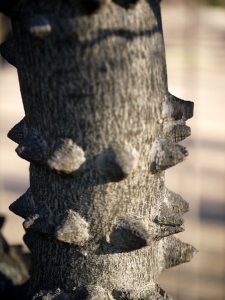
[55,209,90,246]
[0,36,16,67]
[96,142,139,182]
[47,138,86,175]
[112,287,136,300]
[9,188,35,219]
[31,287,70,300]
[72,285,109,300]
[112,284,169,300]
[162,93,194,121]
[151,223,185,241]
[110,214,151,251]
[7,117,28,144]
[164,187,189,215]
[112,286,146,299]
[163,123,191,143]
[29,15,52,39]
[155,284,175,300]
[23,201,54,236]
[15,128,47,163]
[149,138,188,174]
[151,202,183,226]
[158,236,198,271]
[112,0,140,9]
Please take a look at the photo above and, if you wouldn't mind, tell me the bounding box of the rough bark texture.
[0,0,197,299]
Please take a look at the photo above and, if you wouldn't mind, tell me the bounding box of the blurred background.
[0,0,225,299]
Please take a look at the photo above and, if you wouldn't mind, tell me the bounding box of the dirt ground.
[0,2,225,300]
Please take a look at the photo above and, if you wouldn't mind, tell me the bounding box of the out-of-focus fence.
[159,1,225,299]
[0,1,225,299]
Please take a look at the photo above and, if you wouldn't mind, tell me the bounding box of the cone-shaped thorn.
[162,93,194,121]
[149,138,188,173]
[112,284,172,300]
[110,214,151,251]
[55,209,90,246]
[29,15,52,39]
[73,285,109,300]
[7,117,28,144]
[164,187,189,215]
[158,236,198,272]
[23,201,54,236]
[164,123,191,143]
[151,223,185,241]
[152,201,183,226]
[16,128,47,163]
[96,141,139,182]
[155,284,175,300]
[31,287,70,300]
[9,188,35,219]
[47,138,86,174]
[0,37,16,67]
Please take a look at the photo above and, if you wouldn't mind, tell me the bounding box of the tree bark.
[0,0,197,299]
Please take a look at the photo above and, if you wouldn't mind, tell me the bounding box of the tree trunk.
[0,0,197,299]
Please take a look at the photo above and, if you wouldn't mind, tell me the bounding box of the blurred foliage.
[201,0,225,6]
[0,14,11,44]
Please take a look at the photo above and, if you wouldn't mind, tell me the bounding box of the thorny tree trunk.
[0,0,197,299]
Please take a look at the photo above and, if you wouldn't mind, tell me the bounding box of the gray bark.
[0,0,197,299]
